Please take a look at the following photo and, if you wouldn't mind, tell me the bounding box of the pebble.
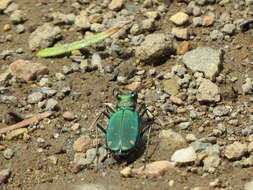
[171,28,189,40]
[75,11,90,30]
[62,111,75,121]
[213,105,230,117]
[196,78,220,103]
[135,33,174,64]
[50,12,75,25]
[159,129,187,151]
[108,0,124,11]
[45,98,58,111]
[134,161,175,178]
[222,23,236,35]
[242,78,253,94]
[10,59,49,81]
[3,148,14,159]
[10,10,26,24]
[0,169,11,184]
[202,15,215,26]
[73,135,91,152]
[124,82,141,91]
[210,30,224,40]
[177,41,190,55]
[28,23,61,50]
[171,146,197,163]
[55,72,65,80]
[192,17,203,26]
[0,0,12,11]
[163,77,180,96]
[16,24,25,34]
[244,180,253,190]
[183,47,222,80]
[27,92,43,104]
[170,12,189,25]
[224,142,248,160]
[203,154,221,172]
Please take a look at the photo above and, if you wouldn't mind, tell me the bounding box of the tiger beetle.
[90,91,154,165]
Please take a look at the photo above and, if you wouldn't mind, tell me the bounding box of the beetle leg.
[104,103,116,115]
[140,126,150,137]
[97,123,106,134]
[143,124,152,168]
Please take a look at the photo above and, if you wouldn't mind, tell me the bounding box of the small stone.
[0,0,12,11]
[177,41,190,55]
[10,10,26,24]
[163,77,180,96]
[192,17,203,26]
[171,28,189,40]
[0,169,11,184]
[141,18,155,31]
[192,6,202,16]
[10,59,49,81]
[210,30,224,40]
[222,24,236,35]
[135,33,174,64]
[182,47,222,80]
[203,154,221,172]
[202,16,215,26]
[185,134,197,142]
[213,105,230,117]
[73,135,91,152]
[47,155,58,165]
[28,23,61,50]
[170,12,189,25]
[71,123,80,131]
[170,95,183,105]
[124,82,141,91]
[178,121,192,130]
[50,12,75,25]
[245,180,253,190]
[27,92,43,104]
[196,78,220,103]
[3,148,14,159]
[45,98,58,111]
[159,129,187,151]
[224,142,248,160]
[15,24,25,33]
[55,73,65,80]
[39,78,50,86]
[171,146,197,163]
[108,0,124,11]
[74,11,90,30]
[242,78,253,95]
[248,142,253,152]
[3,24,11,31]
[62,111,75,121]
[135,161,175,178]
[120,167,132,177]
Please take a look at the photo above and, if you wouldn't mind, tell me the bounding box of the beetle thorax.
[116,94,136,110]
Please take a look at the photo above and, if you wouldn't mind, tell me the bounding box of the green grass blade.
[36,21,130,58]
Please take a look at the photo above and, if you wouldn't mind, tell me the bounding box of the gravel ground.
[0,0,253,190]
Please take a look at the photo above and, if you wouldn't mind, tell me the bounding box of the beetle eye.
[133,93,137,99]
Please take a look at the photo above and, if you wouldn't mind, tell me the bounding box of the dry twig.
[0,111,52,135]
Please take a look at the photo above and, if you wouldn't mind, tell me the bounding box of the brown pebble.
[177,41,190,55]
[62,111,75,121]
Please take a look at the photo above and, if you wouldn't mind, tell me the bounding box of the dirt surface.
[0,0,253,190]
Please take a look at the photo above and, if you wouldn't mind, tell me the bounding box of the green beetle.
[92,92,153,160]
